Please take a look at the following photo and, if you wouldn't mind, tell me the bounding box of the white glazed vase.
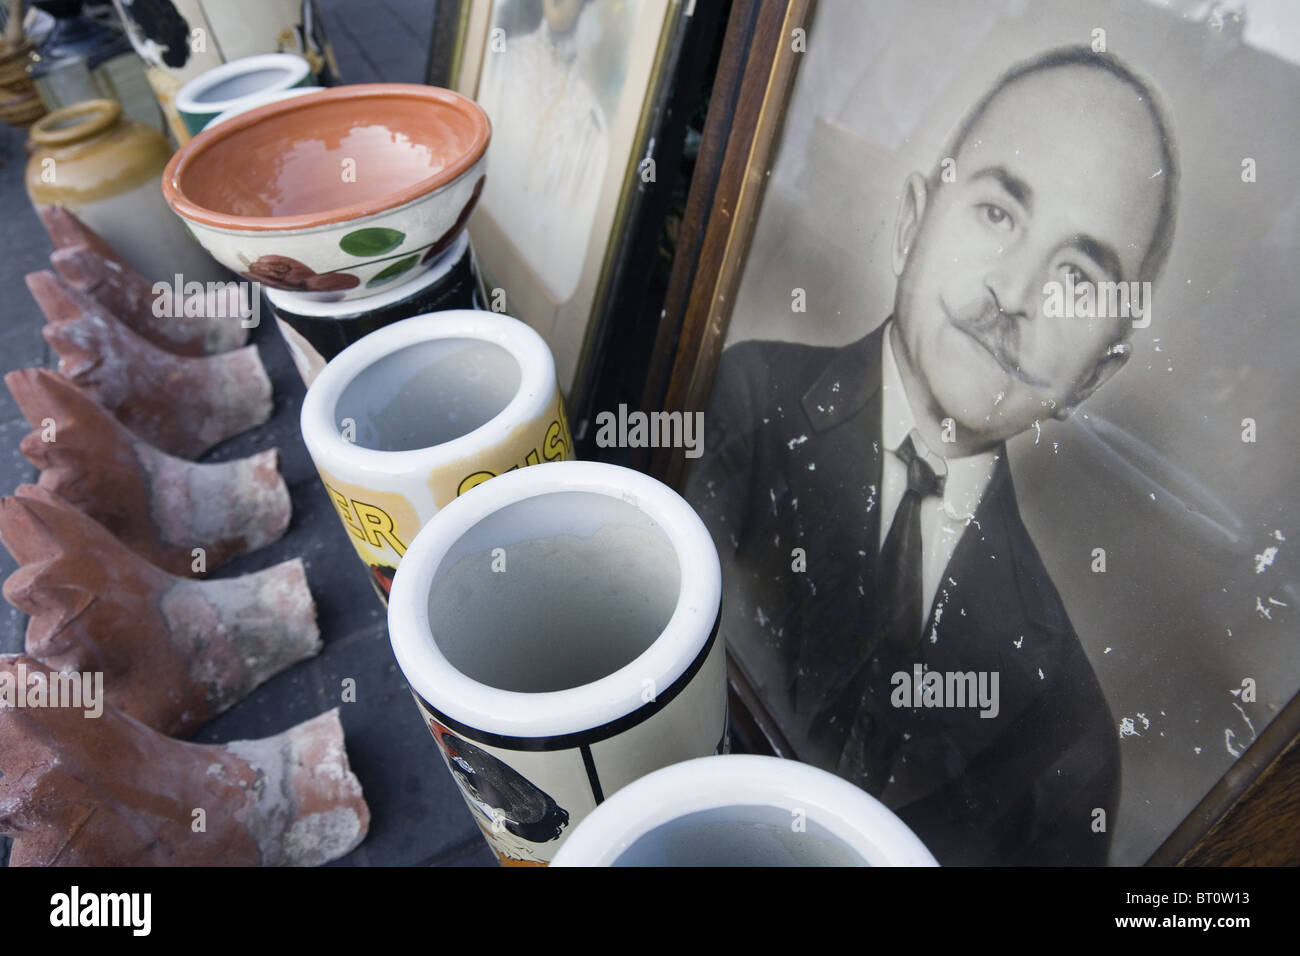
[300,310,571,602]
[550,754,940,866]
[388,461,727,866]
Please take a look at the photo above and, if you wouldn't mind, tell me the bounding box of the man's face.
[544,0,584,34]
[892,65,1167,449]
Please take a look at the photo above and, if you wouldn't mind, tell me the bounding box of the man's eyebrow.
[970,166,1032,211]
[1067,234,1123,281]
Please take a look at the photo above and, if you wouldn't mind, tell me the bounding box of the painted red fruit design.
[243,255,360,292]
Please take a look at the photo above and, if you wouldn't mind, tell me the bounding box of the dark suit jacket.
[686,324,1119,865]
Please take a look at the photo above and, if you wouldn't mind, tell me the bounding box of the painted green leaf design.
[339,227,405,257]
[367,255,419,287]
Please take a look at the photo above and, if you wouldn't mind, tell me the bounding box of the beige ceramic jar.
[25,98,223,283]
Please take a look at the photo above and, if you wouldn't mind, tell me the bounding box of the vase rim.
[28,98,120,147]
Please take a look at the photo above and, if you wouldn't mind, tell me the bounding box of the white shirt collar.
[879,322,999,522]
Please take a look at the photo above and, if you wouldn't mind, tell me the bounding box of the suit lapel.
[923,453,1072,641]
[791,325,886,712]
[919,453,1011,643]
[799,327,885,438]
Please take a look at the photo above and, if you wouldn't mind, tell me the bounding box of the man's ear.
[892,172,929,277]
[1054,344,1130,419]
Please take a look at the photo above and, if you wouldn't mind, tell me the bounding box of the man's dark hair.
[932,46,1179,283]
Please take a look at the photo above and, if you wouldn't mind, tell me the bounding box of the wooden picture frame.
[647,0,1300,866]
[424,0,470,89]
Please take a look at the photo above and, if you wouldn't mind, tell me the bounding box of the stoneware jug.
[25,97,223,283]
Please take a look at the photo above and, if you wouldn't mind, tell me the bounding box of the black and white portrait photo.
[685,0,1300,865]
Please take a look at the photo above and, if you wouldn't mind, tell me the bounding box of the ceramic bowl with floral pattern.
[162,83,489,302]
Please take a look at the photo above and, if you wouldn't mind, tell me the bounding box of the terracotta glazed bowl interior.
[163,84,490,231]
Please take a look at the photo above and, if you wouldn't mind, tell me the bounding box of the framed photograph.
[449,0,686,407]
[658,0,1300,865]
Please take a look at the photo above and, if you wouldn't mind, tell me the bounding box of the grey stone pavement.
[0,0,497,867]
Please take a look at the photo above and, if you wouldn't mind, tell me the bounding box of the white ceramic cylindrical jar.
[388,460,727,866]
[300,310,571,600]
[550,754,940,867]
[175,53,313,135]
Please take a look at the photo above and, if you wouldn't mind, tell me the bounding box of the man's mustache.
[944,296,1051,390]
[947,296,1021,363]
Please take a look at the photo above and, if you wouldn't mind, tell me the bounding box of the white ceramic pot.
[550,754,940,867]
[202,85,323,130]
[299,311,570,601]
[172,155,487,300]
[112,0,341,143]
[388,461,727,866]
[175,53,313,136]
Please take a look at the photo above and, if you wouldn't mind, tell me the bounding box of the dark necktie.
[811,432,945,788]
[877,433,945,657]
